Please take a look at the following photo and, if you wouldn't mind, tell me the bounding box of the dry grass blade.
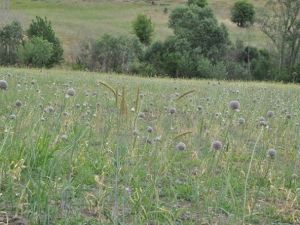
[98,80,117,97]
[176,90,195,101]
[173,131,193,140]
[120,87,128,118]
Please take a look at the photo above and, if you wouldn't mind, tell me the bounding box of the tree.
[258,0,300,77]
[231,1,255,27]
[187,0,207,8]
[27,16,63,67]
[18,36,53,68]
[169,5,230,62]
[132,14,154,46]
[0,21,23,65]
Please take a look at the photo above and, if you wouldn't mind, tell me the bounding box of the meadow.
[7,0,269,62]
[0,67,299,224]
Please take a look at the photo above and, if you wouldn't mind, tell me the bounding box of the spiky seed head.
[61,134,68,141]
[9,114,16,120]
[169,107,176,114]
[15,100,22,107]
[0,80,8,90]
[212,140,222,150]
[147,126,153,133]
[229,100,240,111]
[67,88,75,97]
[138,112,145,119]
[267,148,276,159]
[239,117,245,125]
[266,111,274,118]
[176,142,186,151]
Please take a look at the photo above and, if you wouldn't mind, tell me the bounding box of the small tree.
[132,14,154,46]
[187,0,207,8]
[231,1,255,27]
[18,36,53,68]
[0,21,23,65]
[27,16,63,67]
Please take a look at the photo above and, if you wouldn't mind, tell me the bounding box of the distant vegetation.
[1,0,300,82]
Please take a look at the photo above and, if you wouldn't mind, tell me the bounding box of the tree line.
[0,0,299,82]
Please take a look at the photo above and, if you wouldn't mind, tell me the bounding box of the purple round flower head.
[239,117,245,125]
[147,126,153,133]
[169,107,176,115]
[66,88,75,97]
[266,111,274,118]
[9,114,16,120]
[0,80,8,90]
[212,140,222,150]
[15,100,22,107]
[229,100,240,111]
[267,148,276,159]
[176,142,186,151]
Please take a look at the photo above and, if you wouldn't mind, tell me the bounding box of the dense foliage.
[27,16,63,67]
[231,1,255,27]
[132,14,154,46]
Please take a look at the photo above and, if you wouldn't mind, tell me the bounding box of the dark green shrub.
[169,5,230,62]
[27,16,63,67]
[132,14,154,46]
[0,21,23,65]
[18,36,53,68]
[76,34,143,73]
[231,1,255,27]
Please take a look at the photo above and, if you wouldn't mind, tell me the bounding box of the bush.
[76,34,143,73]
[132,14,154,46]
[0,21,23,65]
[169,5,230,62]
[187,0,208,8]
[231,1,255,27]
[27,16,63,67]
[18,36,53,68]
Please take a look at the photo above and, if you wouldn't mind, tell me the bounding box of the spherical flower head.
[147,126,153,133]
[66,88,75,97]
[169,107,176,115]
[238,117,245,125]
[266,111,274,118]
[176,142,186,151]
[212,140,222,150]
[138,112,145,119]
[9,114,16,120]
[15,100,22,107]
[267,148,276,159]
[229,100,240,111]
[0,80,8,90]
[61,134,68,141]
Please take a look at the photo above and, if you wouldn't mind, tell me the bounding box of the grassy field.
[0,67,299,224]
[5,0,269,62]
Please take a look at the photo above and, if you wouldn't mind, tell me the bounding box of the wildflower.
[66,88,75,97]
[266,111,274,118]
[267,148,276,159]
[229,100,240,111]
[15,100,22,107]
[169,107,176,115]
[147,126,153,133]
[212,140,222,150]
[0,80,8,90]
[176,142,186,151]
[239,117,245,125]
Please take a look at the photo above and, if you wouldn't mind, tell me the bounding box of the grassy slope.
[0,67,299,224]
[8,0,269,62]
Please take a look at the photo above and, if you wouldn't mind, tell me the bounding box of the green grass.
[0,67,299,224]
[6,0,269,62]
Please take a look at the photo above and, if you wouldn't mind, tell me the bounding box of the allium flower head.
[66,88,75,97]
[0,80,8,90]
[169,107,176,115]
[212,140,222,150]
[267,148,276,159]
[15,100,22,107]
[266,111,274,118]
[176,142,186,151]
[229,100,240,111]
[147,126,153,133]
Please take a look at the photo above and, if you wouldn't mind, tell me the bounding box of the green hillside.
[6,0,268,62]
